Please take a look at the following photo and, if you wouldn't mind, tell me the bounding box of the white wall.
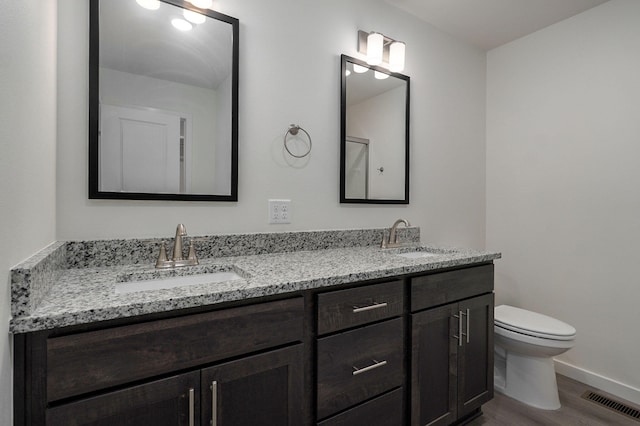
[487,0,640,404]
[56,0,487,248]
[0,1,58,424]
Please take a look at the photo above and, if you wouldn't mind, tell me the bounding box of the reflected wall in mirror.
[340,55,409,204]
[89,0,239,201]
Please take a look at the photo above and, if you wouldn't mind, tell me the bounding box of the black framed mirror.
[340,55,409,204]
[89,0,238,201]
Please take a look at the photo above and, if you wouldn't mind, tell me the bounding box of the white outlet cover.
[268,199,291,224]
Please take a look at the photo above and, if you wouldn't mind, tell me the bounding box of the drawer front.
[317,280,403,335]
[317,318,404,420]
[411,265,493,312]
[317,388,403,426]
[47,297,304,402]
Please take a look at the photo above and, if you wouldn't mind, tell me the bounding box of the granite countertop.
[9,228,500,334]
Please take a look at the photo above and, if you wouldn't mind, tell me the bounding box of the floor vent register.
[581,390,640,422]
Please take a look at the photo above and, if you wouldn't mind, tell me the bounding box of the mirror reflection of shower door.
[345,136,369,199]
[100,104,189,193]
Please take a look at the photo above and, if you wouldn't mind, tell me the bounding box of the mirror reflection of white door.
[100,104,187,193]
[345,136,369,199]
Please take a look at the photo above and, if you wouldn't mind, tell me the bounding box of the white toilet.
[493,305,576,410]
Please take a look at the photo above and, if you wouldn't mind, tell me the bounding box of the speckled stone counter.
[9,227,500,334]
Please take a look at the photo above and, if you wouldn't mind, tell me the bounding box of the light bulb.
[184,9,206,24]
[353,64,368,73]
[374,71,389,80]
[366,32,384,66]
[389,41,405,72]
[136,0,160,10]
[171,18,193,31]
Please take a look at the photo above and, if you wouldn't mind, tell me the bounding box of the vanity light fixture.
[389,41,406,72]
[358,30,406,72]
[366,32,384,65]
[187,0,213,9]
[171,18,193,31]
[136,0,160,10]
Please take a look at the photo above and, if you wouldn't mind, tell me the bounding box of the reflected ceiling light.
[345,69,351,77]
[171,18,193,31]
[353,64,368,73]
[357,30,406,73]
[136,0,160,10]
[183,9,206,24]
[374,71,389,80]
[188,0,213,9]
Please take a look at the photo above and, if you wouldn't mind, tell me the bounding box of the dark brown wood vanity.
[14,263,494,426]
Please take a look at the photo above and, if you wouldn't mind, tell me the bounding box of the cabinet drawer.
[317,318,404,419]
[317,388,403,426]
[47,297,303,402]
[411,265,493,312]
[317,280,403,335]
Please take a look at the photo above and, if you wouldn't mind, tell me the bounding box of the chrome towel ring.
[284,124,312,158]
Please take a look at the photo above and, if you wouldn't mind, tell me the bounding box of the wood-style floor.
[468,374,640,425]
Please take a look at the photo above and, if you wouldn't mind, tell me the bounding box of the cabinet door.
[200,345,304,426]
[411,304,458,426]
[457,293,494,419]
[46,371,200,426]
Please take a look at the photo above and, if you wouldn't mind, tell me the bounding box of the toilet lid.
[495,305,576,340]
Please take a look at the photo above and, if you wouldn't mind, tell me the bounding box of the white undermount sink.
[115,270,244,294]
[390,246,457,259]
[396,251,440,259]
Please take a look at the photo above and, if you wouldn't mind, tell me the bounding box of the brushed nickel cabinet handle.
[453,311,464,347]
[352,302,388,313]
[465,308,470,343]
[188,388,195,426]
[211,381,218,426]
[352,359,388,376]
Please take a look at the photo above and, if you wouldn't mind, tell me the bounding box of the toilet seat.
[495,305,576,341]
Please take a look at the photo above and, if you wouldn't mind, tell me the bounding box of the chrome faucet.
[156,224,199,269]
[381,218,411,249]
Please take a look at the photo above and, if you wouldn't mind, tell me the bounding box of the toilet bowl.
[493,305,576,410]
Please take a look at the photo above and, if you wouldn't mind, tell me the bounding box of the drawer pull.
[352,359,388,376]
[188,388,195,426]
[352,302,388,313]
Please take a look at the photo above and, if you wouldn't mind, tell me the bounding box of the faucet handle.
[156,241,169,268]
[380,230,389,248]
[187,239,199,264]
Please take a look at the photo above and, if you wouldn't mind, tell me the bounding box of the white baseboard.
[554,359,640,406]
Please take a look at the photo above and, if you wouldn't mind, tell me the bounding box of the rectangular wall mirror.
[340,55,410,204]
[89,0,239,201]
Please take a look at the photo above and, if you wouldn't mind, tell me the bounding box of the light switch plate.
[268,199,291,224]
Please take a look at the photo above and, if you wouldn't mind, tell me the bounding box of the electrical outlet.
[268,199,291,224]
